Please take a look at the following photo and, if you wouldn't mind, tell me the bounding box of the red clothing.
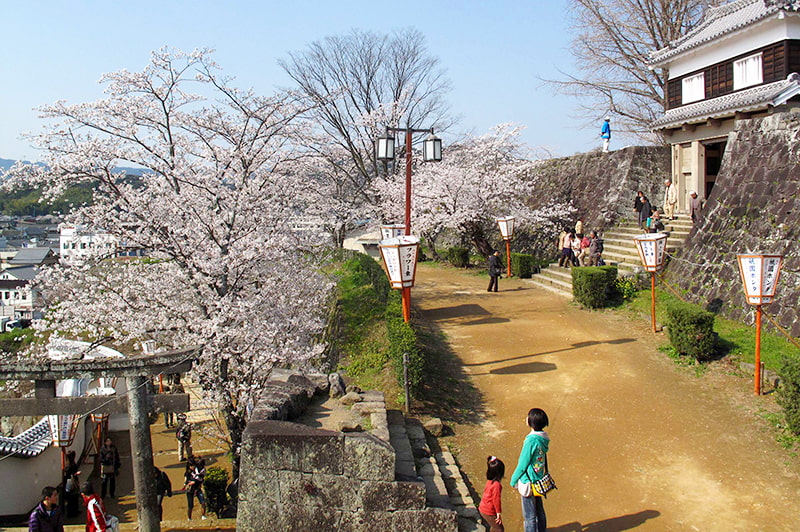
[83,494,107,532]
[478,479,502,516]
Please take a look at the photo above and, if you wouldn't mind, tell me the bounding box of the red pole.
[505,240,512,277]
[755,305,762,395]
[402,287,411,322]
[404,129,413,236]
[650,272,657,333]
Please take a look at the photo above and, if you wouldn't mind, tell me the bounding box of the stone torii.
[0,346,196,532]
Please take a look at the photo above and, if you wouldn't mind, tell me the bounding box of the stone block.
[352,401,385,415]
[423,417,444,436]
[242,420,343,475]
[279,471,362,511]
[416,457,436,477]
[391,508,458,532]
[361,390,385,403]
[280,502,342,532]
[458,515,484,532]
[340,391,363,405]
[455,504,480,519]
[236,469,280,532]
[338,510,395,532]
[422,474,452,509]
[343,432,395,481]
[360,480,426,511]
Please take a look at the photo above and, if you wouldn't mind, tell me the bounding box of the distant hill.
[1,158,146,176]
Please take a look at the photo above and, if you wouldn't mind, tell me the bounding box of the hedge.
[665,300,716,361]
[572,266,618,308]
[385,290,424,394]
[778,355,800,435]
[511,252,534,278]
[446,247,470,268]
[204,466,230,518]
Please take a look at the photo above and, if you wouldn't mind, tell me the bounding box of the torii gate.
[0,346,196,532]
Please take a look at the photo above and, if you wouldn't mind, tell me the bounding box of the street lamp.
[379,235,420,322]
[737,253,783,395]
[496,216,515,277]
[633,232,669,332]
[375,127,442,236]
[48,412,80,471]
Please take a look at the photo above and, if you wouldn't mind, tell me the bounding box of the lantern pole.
[755,304,763,395]
[505,240,512,277]
[650,272,657,333]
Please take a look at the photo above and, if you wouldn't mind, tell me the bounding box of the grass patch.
[759,409,800,455]
[624,288,800,371]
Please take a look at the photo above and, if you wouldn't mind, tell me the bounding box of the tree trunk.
[464,222,494,258]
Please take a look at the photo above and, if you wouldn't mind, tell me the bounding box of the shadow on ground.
[550,509,661,531]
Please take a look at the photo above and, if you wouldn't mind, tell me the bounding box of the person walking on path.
[633,190,644,218]
[165,375,185,429]
[184,455,207,520]
[487,250,502,292]
[690,191,703,224]
[154,467,173,521]
[28,486,64,532]
[479,456,505,532]
[176,413,192,461]
[98,437,120,499]
[80,482,108,532]
[62,450,81,518]
[511,408,551,532]
[639,196,653,230]
[663,179,678,220]
[600,117,611,152]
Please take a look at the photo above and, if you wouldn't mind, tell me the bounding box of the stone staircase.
[387,410,483,532]
[528,214,694,297]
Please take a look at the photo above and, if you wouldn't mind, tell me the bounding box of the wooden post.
[650,272,657,333]
[505,240,512,277]
[755,305,762,395]
[126,376,160,532]
[402,287,411,323]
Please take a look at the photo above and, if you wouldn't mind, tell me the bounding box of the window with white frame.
[734,53,762,90]
[682,73,705,104]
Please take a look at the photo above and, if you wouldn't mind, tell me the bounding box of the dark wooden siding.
[665,39,800,110]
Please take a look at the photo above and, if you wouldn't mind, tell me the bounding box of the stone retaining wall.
[665,111,800,336]
[236,373,458,531]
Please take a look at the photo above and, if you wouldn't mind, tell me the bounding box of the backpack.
[177,423,191,442]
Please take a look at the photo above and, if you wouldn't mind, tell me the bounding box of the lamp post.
[376,126,442,323]
[496,216,515,277]
[376,127,442,236]
[48,412,79,471]
[737,253,783,395]
[378,235,420,322]
[633,232,669,332]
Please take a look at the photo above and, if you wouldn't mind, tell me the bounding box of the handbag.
[106,514,120,532]
[533,456,557,498]
[516,480,532,498]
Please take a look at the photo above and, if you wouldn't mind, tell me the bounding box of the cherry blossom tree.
[377,124,572,258]
[4,49,334,475]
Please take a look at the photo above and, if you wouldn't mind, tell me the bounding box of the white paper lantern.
[496,216,516,240]
[737,254,783,305]
[379,236,420,289]
[48,414,79,447]
[633,233,669,272]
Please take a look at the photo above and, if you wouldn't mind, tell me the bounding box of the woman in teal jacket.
[510,408,550,532]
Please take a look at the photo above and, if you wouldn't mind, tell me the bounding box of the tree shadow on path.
[550,509,661,531]
[463,338,637,368]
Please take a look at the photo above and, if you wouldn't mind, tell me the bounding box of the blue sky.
[1,1,606,162]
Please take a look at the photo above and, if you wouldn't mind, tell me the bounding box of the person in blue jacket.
[510,408,550,532]
[600,117,611,152]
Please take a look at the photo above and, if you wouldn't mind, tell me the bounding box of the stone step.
[386,409,418,481]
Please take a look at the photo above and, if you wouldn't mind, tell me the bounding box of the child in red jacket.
[478,456,505,531]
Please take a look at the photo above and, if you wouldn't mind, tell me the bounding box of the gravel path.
[413,263,800,531]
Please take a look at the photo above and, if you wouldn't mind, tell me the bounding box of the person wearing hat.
[176,413,192,461]
[600,117,611,152]
[689,190,702,224]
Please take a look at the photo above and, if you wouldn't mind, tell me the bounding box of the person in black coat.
[487,251,501,292]
[639,196,653,230]
[634,191,644,217]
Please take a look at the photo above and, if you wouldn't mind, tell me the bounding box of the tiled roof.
[651,75,800,129]
[649,0,800,66]
[0,418,52,458]
[9,247,53,265]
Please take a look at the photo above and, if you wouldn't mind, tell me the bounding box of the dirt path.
[413,263,800,531]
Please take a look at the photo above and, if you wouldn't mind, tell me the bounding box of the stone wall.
[527,145,671,231]
[237,373,458,532]
[665,111,800,335]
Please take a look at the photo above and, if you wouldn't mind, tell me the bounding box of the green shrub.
[665,300,716,361]
[203,466,230,518]
[572,266,617,308]
[778,356,800,436]
[613,277,639,301]
[385,291,423,394]
[446,247,470,268]
[511,253,534,278]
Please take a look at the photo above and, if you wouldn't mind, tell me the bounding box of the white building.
[59,224,117,261]
[648,0,800,211]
